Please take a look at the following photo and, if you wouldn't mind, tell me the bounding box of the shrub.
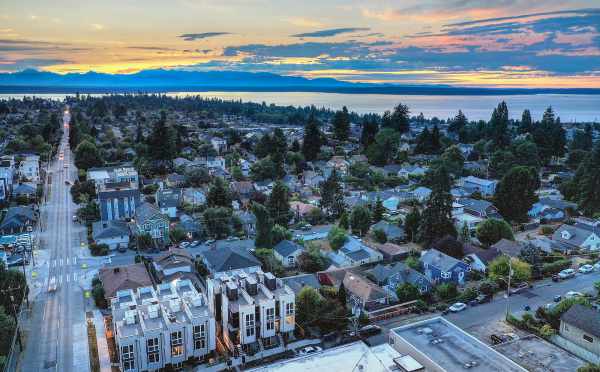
[435,283,458,301]
[458,288,478,303]
[89,243,109,256]
[327,226,348,250]
[542,259,572,276]
[540,226,554,235]
[372,229,387,244]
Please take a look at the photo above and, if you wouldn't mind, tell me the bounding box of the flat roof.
[248,341,401,372]
[392,317,525,372]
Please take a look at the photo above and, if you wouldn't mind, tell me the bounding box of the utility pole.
[505,254,512,320]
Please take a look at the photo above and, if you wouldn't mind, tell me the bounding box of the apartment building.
[88,166,139,187]
[111,279,216,372]
[207,271,295,355]
[18,155,40,183]
[98,181,141,221]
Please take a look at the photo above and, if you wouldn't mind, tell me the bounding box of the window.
[441,272,451,279]
[266,308,275,331]
[121,344,135,371]
[287,256,295,266]
[146,337,160,364]
[193,324,206,350]
[245,313,255,337]
[584,334,594,343]
[285,302,294,316]
[171,331,184,357]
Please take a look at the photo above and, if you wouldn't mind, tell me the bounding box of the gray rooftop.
[561,304,600,337]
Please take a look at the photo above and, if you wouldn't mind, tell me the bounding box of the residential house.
[462,244,502,273]
[457,198,502,219]
[0,206,36,234]
[398,165,428,179]
[369,262,432,295]
[177,214,202,239]
[182,188,206,206]
[13,182,36,200]
[230,181,255,200]
[18,155,40,183]
[326,156,350,176]
[368,242,414,261]
[234,210,256,237]
[552,224,600,252]
[343,272,390,313]
[421,249,471,285]
[156,188,182,219]
[281,273,321,295]
[273,240,304,268]
[199,245,262,277]
[88,166,139,187]
[559,304,600,364]
[528,198,577,222]
[98,181,141,222]
[207,271,295,353]
[153,248,197,284]
[290,201,319,220]
[92,220,130,251]
[166,173,187,188]
[460,176,498,196]
[411,186,432,202]
[132,202,170,247]
[329,236,383,268]
[98,264,153,302]
[490,239,524,257]
[370,221,405,243]
[210,137,227,154]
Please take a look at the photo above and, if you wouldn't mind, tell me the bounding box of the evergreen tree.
[74,140,104,170]
[476,219,514,247]
[571,124,593,151]
[207,177,232,208]
[338,281,347,308]
[147,111,176,162]
[372,198,385,223]
[332,106,351,141]
[489,101,510,149]
[494,166,540,222]
[302,113,322,161]
[519,109,533,134]
[404,208,421,243]
[252,202,273,248]
[267,181,291,227]
[360,116,379,147]
[366,128,400,165]
[270,128,287,177]
[533,106,566,163]
[319,169,346,218]
[417,166,456,245]
[448,110,467,135]
[459,221,471,243]
[580,142,600,216]
[390,103,410,133]
[339,211,350,230]
[350,205,372,236]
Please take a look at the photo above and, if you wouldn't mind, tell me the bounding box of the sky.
[1,0,600,88]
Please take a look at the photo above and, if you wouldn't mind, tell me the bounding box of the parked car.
[7,254,29,267]
[565,291,584,299]
[490,333,519,345]
[205,239,216,245]
[190,240,199,247]
[300,223,312,231]
[358,325,382,337]
[475,294,491,304]
[509,282,530,295]
[179,241,190,248]
[579,264,594,274]
[298,346,322,355]
[449,302,467,312]
[558,269,576,279]
[551,274,560,282]
[554,295,562,302]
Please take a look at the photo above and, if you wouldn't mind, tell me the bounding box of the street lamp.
[505,254,513,320]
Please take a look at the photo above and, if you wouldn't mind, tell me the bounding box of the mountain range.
[1,69,599,95]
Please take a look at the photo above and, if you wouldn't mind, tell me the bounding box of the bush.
[540,226,554,235]
[327,226,348,250]
[396,283,421,303]
[542,259,572,276]
[458,288,478,303]
[435,283,458,301]
[89,243,109,256]
[92,280,107,309]
[413,300,428,313]
[372,229,387,244]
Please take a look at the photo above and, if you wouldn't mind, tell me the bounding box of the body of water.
[2,91,599,122]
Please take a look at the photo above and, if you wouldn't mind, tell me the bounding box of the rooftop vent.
[148,304,159,319]
[417,327,433,335]
[124,310,136,325]
[170,299,181,312]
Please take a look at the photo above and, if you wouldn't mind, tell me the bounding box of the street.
[368,270,600,346]
[19,109,92,372]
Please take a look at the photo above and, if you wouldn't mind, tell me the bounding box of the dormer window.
[561,231,572,240]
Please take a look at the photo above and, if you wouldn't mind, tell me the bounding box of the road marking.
[59,275,62,284]
[66,274,70,283]
[60,258,63,266]
[66,258,69,265]
[73,272,77,281]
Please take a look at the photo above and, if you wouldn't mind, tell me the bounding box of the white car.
[449,302,467,312]
[565,291,584,299]
[579,264,594,274]
[179,242,190,248]
[593,261,600,271]
[558,269,576,279]
[298,346,322,355]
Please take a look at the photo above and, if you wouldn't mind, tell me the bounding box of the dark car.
[357,325,381,337]
[475,294,491,304]
[552,274,560,282]
[508,282,530,295]
[554,295,562,302]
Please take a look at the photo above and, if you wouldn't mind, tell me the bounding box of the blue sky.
[1,0,599,87]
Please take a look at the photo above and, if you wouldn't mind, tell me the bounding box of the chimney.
[114,267,120,273]
[264,272,276,291]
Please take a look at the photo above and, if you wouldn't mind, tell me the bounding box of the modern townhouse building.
[88,166,139,188]
[18,155,40,183]
[111,279,216,372]
[98,181,141,221]
[207,271,295,356]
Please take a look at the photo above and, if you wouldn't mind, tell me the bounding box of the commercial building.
[207,271,295,355]
[111,279,216,372]
[389,317,526,372]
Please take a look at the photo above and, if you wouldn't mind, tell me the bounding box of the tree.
[414,126,442,155]
[459,222,470,243]
[570,125,593,152]
[328,226,348,250]
[418,166,456,246]
[207,177,232,208]
[476,219,514,247]
[296,287,322,327]
[338,211,350,230]
[203,207,232,239]
[250,157,278,181]
[338,282,347,308]
[360,116,379,147]
[302,114,322,161]
[319,169,345,218]
[435,283,458,301]
[519,109,533,134]
[439,145,465,176]
[147,111,177,162]
[252,202,273,248]
[404,208,421,242]
[271,224,291,246]
[489,101,510,149]
[566,149,590,170]
[267,181,291,227]
[332,106,350,141]
[0,306,16,357]
[532,106,566,164]
[488,256,531,283]
[495,166,540,222]
[489,150,517,179]
[298,243,328,273]
[579,143,600,216]
[372,198,385,223]
[366,128,400,165]
[578,364,600,372]
[74,140,103,170]
[350,205,372,236]
[386,103,410,133]
[396,283,420,303]
[373,229,387,244]
[448,110,467,135]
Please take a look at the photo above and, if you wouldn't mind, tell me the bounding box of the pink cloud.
[554,29,599,46]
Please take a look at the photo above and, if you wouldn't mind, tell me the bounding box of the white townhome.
[111,279,216,372]
[207,271,295,356]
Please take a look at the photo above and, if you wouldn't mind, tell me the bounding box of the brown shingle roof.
[99,263,152,300]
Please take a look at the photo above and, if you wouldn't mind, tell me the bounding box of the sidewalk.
[91,310,112,372]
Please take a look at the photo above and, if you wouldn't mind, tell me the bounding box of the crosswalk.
[48,272,78,286]
[48,257,77,268]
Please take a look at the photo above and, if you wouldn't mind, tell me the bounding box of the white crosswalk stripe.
[73,272,77,281]
[73,257,77,265]
[66,258,69,265]
[59,275,63,284]
[66,274,70,283]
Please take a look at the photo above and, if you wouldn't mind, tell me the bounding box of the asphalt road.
[368,270,600,346]
[20,109,91,372]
